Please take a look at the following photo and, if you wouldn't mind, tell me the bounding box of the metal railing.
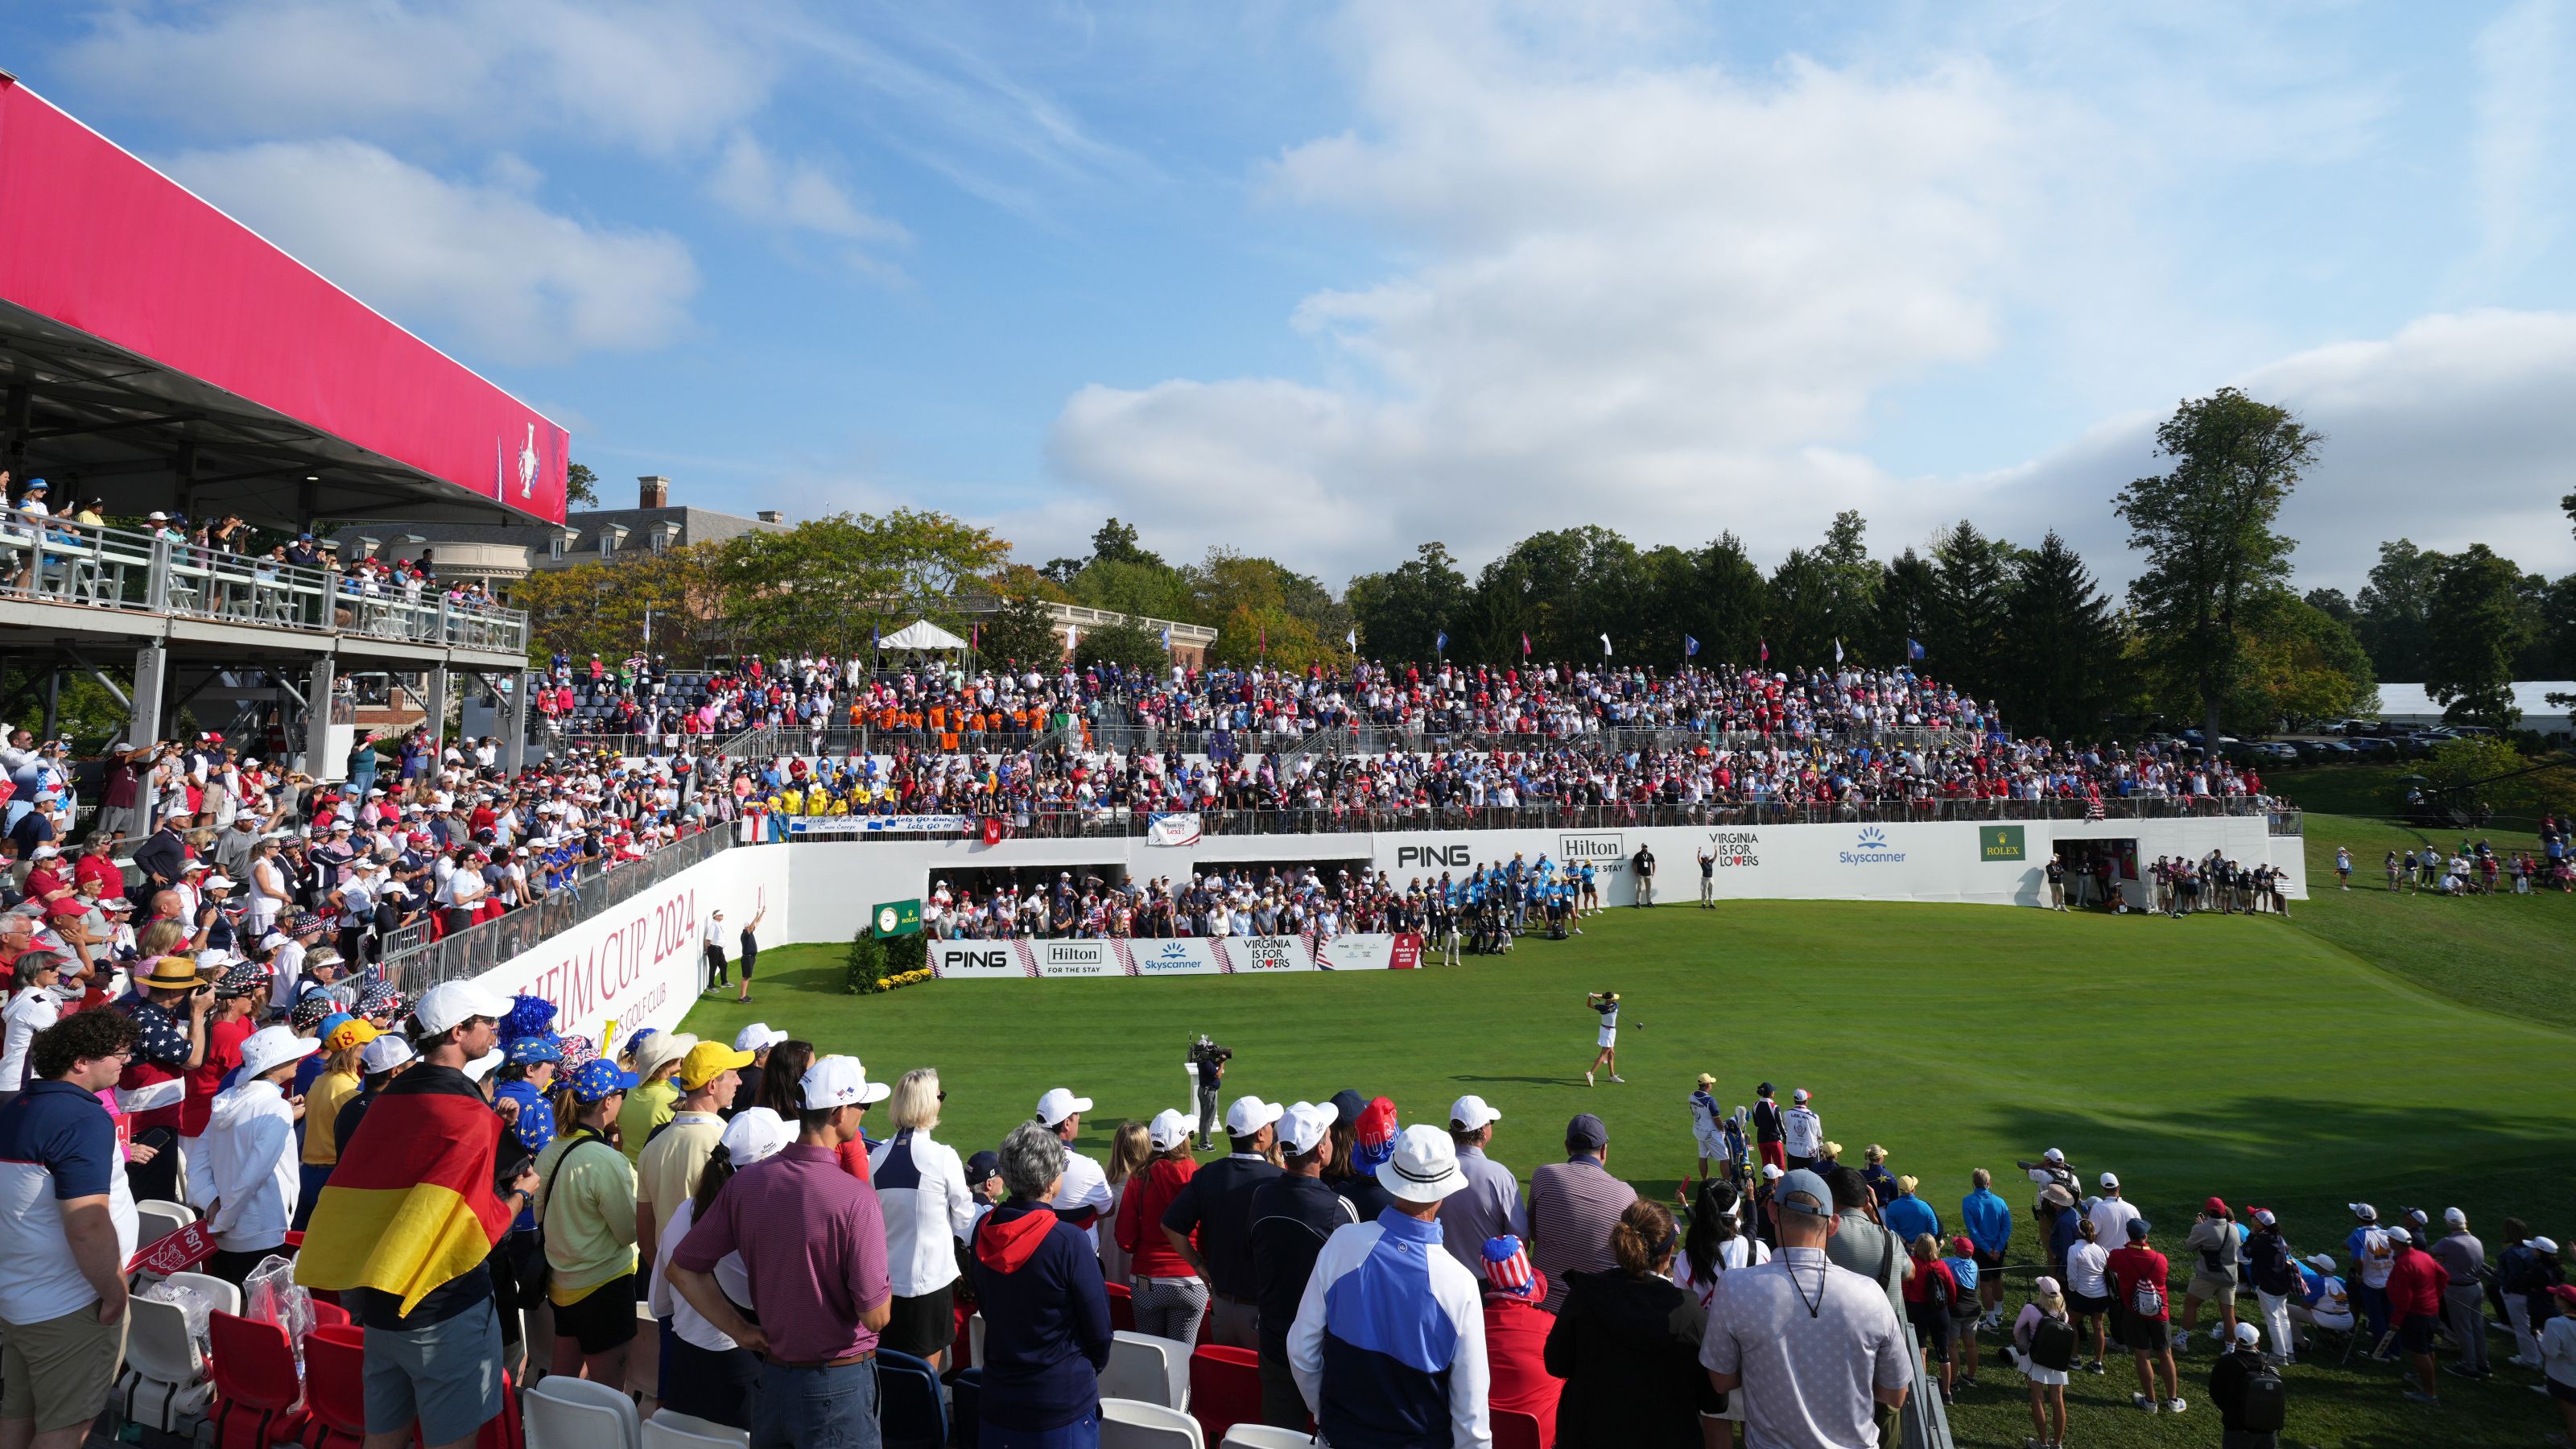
[0,514,527,654]
[369,825,733,997]
[774,795,2287,842]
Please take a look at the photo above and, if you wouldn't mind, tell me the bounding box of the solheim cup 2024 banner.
[927,934,1425,978]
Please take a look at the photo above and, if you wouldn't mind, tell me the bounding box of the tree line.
[523,386,2570,738]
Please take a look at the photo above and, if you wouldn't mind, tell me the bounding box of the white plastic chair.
[1101,1397,1205,1449]
[1103,1330,1191,1410]
[523,1373,642,1449]
[164,1270,242,1318]
[1219,1427,1317,1449]
[643,1409,749,1447]
[134,1198,194,1253]
[969,1311,986,1368]
[114,1293,211,1432]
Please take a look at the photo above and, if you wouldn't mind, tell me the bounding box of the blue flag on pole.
[1908,638,1926,661]
[1435,630,1448,654]
[1683,634,1699,658]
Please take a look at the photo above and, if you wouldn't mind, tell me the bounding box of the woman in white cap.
[650,1105,794,1431]
[2008,1275,2074,1449]
[1117,1108,1208,1343]
[0,950,65,1109]
[202,1024,320,1285]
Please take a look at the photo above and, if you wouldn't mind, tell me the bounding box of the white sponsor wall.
[779,813,2295,947]
[468,846,780,1046]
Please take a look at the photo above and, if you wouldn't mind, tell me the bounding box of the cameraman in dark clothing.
[2209,1321,2286,1448]
[1187,1034,1230,1150]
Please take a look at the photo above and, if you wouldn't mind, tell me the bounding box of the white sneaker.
[1585,1071,1595,1087]
[2165,1397,2187,1414]
[2132,1393,2157,1414]
[1609,1073,1625,1083]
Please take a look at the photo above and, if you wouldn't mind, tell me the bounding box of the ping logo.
[1397,844,1475,868]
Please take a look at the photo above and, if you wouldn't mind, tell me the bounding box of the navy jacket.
[970,1199,1114,1433]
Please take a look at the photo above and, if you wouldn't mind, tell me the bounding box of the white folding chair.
[523,1373,642,1449]
[114,1292,212,1432]
[1220,1427,1317,1449]
[130,1200,196,1284]
[1100,1397,1205,1449]
[1103,1330,1191,1410]
[163,1271,242,1318]
[642,1409,749,1447]
[969,1311,986,1368]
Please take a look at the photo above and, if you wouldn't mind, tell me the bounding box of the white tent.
[881,619,970,651]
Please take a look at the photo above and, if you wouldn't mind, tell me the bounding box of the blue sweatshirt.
[1961,1188,2013,1257]
[968,1199,1113,1432]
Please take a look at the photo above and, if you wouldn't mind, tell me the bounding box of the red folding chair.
[1106,1281,1135,1333]
[207,1311,313,1449]
[1493,1408,1546,1449]
[1188,1344,1265,1443]
[310,1299,352,1328]
[303,1327,368,1449]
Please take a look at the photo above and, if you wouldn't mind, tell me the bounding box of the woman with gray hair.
[969,1121,1114,1447]
[869,1067,976,1368]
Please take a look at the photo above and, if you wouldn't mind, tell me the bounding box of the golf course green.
[681,808,2576,1447]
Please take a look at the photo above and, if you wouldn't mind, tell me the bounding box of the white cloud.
[1977,310,2576,594]
[55,0,774,157]
[163,140,698,364]
[706,133,910,277]
[1048,5,2050,579]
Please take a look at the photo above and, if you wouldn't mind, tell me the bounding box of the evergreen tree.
[2424,543,2529,727]
[2000,531,2120,738]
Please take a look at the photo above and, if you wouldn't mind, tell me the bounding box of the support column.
[423,665,451,765]
[303,656,336,781]
[41,667,60,740]
[499,671,530,778]
[127,644,167,751]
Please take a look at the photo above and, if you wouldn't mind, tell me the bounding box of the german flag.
[292,1082,513,1315]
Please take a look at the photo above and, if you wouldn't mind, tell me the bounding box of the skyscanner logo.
[1839,828,1908,865]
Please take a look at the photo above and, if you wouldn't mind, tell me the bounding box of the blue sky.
[6,1,2573,591]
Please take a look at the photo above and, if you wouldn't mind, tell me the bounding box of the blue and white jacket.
[1290,1207,1491,1449]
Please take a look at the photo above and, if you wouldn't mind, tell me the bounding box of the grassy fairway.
[683,811,2576,1448]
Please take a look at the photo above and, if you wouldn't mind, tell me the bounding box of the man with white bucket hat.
[1290,1121,1491,1448]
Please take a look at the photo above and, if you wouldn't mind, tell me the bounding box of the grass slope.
[681,821,2576,1449]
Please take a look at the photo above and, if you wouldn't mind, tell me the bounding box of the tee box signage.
[1979,826,2027,862]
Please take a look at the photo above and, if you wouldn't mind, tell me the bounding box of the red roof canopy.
[0,78,568,526]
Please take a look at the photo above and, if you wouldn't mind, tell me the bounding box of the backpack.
[2129,1270,2168,1319]
[2237,1365,2285,1432]
[2028,1315,2077,1372]
[1927,1264,1955,1313]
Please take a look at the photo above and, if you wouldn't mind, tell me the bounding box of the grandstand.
[0,76,547,770]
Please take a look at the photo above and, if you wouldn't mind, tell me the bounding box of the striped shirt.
[1526,1155,1634,1314]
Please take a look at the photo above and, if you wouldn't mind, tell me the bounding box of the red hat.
[1951,1236,1974,1257]
[2204,1196,2229,1216]
[1355,1096,1398,1149]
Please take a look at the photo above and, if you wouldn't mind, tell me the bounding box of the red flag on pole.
[1521,633,1531,657]
[1759,638,1769,664]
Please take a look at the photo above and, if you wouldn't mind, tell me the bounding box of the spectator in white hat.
[728,1023,788,1121]
[201,1024,319,1286]
[617,1030,697,1166]
[650,1106,794,1431]
[2088,1171,2141,1249]
[1249,1100,1356,1428]
[1781,1088,1822,1171]
[1118,1108,1207,1343]
[1290,1122,1491,1449]
[1036,1086,1113,1245]
[1438,1092,1527,1272]
[1161,1093,1284,1349]
[2429,1207,2489,1379]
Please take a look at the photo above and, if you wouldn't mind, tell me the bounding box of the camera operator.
[1188,1034,1232,1151]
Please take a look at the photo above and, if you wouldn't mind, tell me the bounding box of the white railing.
[0,514,528,654]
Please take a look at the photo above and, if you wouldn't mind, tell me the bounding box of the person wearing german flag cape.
[295,980,539,1449]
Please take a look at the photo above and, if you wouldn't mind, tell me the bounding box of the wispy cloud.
[2458,0,2568,288]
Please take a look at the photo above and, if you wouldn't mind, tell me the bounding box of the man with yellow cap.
[638,1038,753,1395]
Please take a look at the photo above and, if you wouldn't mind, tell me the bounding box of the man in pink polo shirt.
[668,1055,892,1449]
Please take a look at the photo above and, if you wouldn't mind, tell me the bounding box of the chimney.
[756,510,784,524]
[637,475,671,508]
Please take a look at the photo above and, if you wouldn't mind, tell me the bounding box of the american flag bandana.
[1483,1236,1537,1296]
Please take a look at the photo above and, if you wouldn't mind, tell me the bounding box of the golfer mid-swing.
[1585,991,1628,1086]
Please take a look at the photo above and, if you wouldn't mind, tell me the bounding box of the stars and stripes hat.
[1482,1236,1538,1298]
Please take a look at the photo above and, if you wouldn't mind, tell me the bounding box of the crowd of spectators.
[8,985,2568,1449]
[2,470,506,614]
